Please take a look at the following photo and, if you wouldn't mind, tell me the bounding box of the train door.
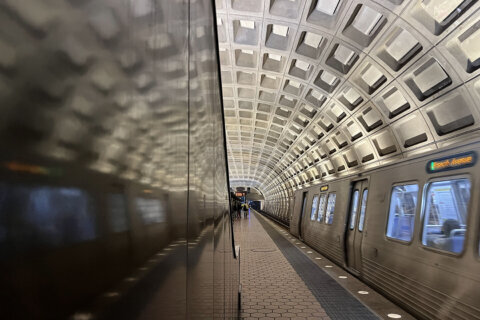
[345,179,369,273]
[298,191,308,239]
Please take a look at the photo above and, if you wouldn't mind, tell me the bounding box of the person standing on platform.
[236,202,241,219]
[243,202,249,218]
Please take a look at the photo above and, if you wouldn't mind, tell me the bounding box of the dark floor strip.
[255,212,379,320]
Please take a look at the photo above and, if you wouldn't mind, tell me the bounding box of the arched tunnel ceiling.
[216,0,480,197]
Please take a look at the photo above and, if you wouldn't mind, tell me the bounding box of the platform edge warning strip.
[255,213,379,320]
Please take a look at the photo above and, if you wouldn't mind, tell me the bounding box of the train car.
[291,139,480,319]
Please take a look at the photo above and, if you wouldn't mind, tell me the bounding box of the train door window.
[421,178,471,254]
[317,194,327,222]
[300,192,308,220]
[358,189,368,232]
[349,190,360,229]
[325,193,337,225]
[386,184,419,242]
[310,195,319,220]
[108,194,129,232]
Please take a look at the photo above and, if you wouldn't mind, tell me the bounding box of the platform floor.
[234,211,413,320]
[234,211,330,320]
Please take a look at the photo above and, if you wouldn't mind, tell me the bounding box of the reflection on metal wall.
[0,0,238,319]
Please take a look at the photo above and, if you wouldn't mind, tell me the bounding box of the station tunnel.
[0,0,479,319]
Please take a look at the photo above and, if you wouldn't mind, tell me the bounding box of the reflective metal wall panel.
[0,0,238,319]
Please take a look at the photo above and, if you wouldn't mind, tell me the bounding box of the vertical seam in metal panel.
[186,0,191,318]
[211,1,237,317]
[211,0,236,260]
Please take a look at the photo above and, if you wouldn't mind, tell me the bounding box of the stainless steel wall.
[0,0,238,319]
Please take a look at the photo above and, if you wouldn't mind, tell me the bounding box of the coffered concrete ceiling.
[216,0,480,206]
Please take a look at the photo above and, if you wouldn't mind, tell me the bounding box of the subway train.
[0,0,239,319]
[287,138,480,320]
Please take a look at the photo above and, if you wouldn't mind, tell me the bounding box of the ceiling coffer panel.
[216,0,480,198]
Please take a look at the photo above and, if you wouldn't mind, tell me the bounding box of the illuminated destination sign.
[426,151,477,173]
[320,185,329,192]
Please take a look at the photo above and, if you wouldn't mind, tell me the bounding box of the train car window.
[317,194,327,222]
[358,189,368,232]
[349,190,360,230]
[386,184,418,242]
[325,193,336,225]
[136,198,166,224]
[421,178,471,254]
[108,194,129,232]
[310,195,319,220]
[0,184,96,256]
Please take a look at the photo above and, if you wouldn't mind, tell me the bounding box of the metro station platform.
[235,211,414,320]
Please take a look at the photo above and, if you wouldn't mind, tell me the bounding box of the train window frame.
[324,192,337,225]
[385,181,420,245]
[135,196,166,225]
[108,193,129,233]
[349,190,360,230]
[419,174,472,256]
[0,182,98,253]
[317,193,328,223]
[358,189,368,232]
[310,194,320,221]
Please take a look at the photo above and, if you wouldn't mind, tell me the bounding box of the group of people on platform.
[231,200,249,219]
